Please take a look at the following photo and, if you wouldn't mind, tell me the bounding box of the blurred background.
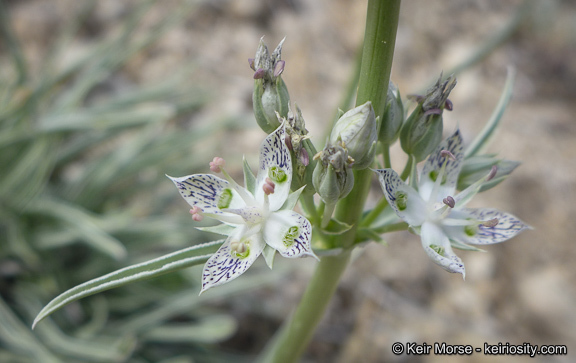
[1,0,575,362]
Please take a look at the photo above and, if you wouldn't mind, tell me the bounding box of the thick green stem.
[258,252,351,363]
[260,1,400,361]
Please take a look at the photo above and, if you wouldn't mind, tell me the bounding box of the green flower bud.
[329,101,378,170]
[378,82,404,145]
[251,38,290,134]
[457,155,520,192]
[284,105,317,195]
[400,74,456,162]
[312,141,354,206]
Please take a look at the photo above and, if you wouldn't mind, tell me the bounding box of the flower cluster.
[375,130,530,277]
[169,124,317,292]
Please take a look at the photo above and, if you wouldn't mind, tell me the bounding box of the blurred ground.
[6,0,576,362]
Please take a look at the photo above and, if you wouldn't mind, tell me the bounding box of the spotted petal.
[375,168,427,226]
[445,208,531,245]
[200,229,266,293]
[168,174,247,224]
[421,221,465,276]
[263,210,316,259]
[256,124,292,212]
[419,129,464,202]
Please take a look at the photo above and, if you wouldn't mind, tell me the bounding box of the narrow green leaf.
[32,240,224,329]
[243,156,256,194]
[281,185,306,211]
[465,67,516,157]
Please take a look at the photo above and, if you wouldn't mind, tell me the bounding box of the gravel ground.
[7,0,576,362]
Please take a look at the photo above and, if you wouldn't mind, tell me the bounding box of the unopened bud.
[284,105,317,194]
[379,82,404,145]
[312,141,354,206]
[252,37,290,134]
[400,74,457,162]
[329,101,377,169]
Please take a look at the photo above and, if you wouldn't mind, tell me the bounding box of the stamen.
[440,149,456,161]
[300,148,309,166]
[263,177,276,195]
[443,196,455,208]
[253,68,266,79]
[486,165,498,181]
[423,108,442,117]
[482,218,499,228]
[209,157,226,173]
[230,241,247,254]
[285,134,293,151]
[189,206,204,222]
[274,60,285,77]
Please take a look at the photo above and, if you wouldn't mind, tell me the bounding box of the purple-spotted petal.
[168,174,247,223]
[200,230,266,293]
[421,221,465,276]
[256,124,292,212]
[263,210,316,259]
[419,130,464,202]
[374,168,427,226]
[446,208,531,245]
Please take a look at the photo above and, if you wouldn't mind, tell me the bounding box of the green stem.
[258,252,351,363]
[381,142,392,169]
[260,1,400,361]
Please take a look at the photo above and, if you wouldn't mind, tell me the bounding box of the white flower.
[168,124,317,292]
[375,130,530,277]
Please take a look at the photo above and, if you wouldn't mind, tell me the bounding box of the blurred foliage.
[0,1,264,362]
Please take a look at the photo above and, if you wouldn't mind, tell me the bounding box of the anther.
[486,165,498,181]
[482,218,499,228]
[274,60,285,77]
[263,177,276,195]
[253,68,266,79]
[445,99,453,111]
[230,241,247,254]
[189,206,204,222]
[423,108,442,117]
[248,58,255,71]
[285,134,293,151]
[440,149,456,161]
[209,157,226,173]
[443,196,455,208]
[300,148,309,166]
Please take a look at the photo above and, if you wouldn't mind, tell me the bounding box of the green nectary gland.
[395,191,408,211]
[217,189,233,209]
[464,224,478,237]
[430,244,445,256]
[232,244,250,259]
[429,170,447,184]
[268,166,287,183]
[282,226,299,247]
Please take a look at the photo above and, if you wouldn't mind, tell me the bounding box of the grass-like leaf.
[465,66,516,158]
[33,240,223,329]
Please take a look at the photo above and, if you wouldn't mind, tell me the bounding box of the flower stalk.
[260,1,401,361]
